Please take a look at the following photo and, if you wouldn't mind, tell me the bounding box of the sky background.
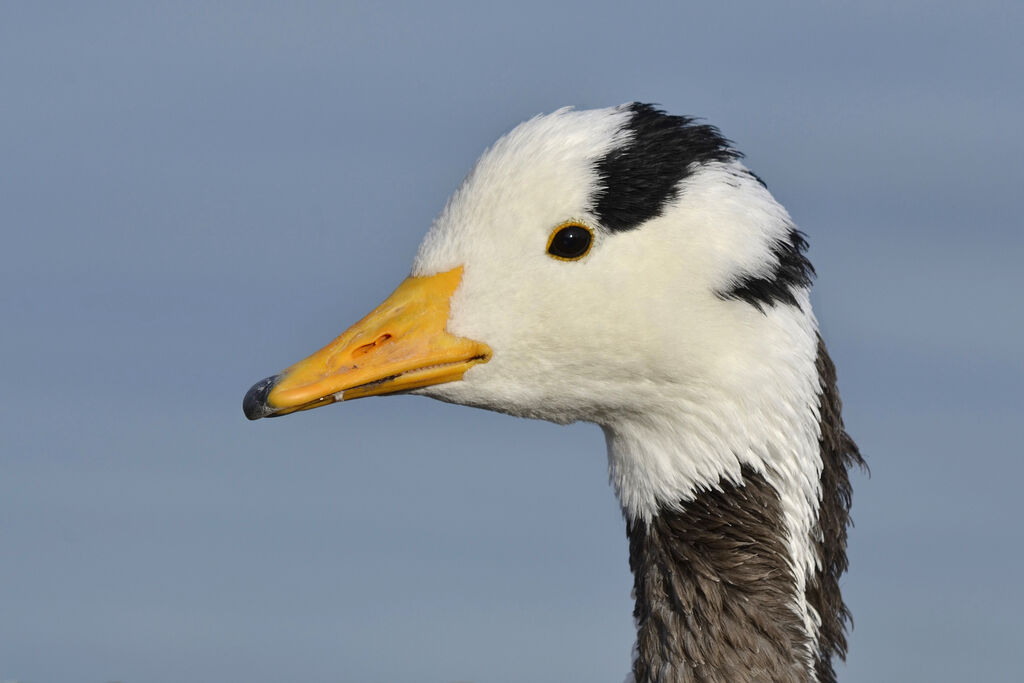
[2,2,1022,682]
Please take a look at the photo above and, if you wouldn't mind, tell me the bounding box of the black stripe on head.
[721,227,816,312]
[592,103,740,233]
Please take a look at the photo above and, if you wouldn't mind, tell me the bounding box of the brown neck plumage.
[626,338,863,683]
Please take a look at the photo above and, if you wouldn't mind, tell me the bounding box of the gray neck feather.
[625,338,862,683]
[627,466,810,683]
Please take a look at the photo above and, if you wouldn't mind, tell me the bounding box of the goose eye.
[546,223,594,260]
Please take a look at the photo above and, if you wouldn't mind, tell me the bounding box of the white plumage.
[245,103,861,683]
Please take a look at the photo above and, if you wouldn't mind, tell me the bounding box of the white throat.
[602,288,825,650]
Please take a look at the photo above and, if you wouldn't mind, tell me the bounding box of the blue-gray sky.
[2,2,1021,682]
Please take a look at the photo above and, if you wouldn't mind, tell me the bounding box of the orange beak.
[243,267,491,419]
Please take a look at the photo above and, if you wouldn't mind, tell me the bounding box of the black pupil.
[548,226,591,259]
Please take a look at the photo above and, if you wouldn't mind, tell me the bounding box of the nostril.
[352,333,393,357]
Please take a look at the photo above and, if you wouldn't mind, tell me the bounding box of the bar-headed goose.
[244,103,863,683]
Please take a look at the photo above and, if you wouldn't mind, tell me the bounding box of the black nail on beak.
[243,374,281,420]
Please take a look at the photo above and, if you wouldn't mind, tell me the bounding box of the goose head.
[244,103,861,682]
[245,103,818,517]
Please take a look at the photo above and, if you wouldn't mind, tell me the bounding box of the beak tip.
[243,374,281,420]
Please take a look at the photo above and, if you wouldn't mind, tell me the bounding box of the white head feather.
[410,103,827,644]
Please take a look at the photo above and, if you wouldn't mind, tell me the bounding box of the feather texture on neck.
[610,336,862,682]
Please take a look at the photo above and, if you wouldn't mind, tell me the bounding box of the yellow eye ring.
[546,220,594,261]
